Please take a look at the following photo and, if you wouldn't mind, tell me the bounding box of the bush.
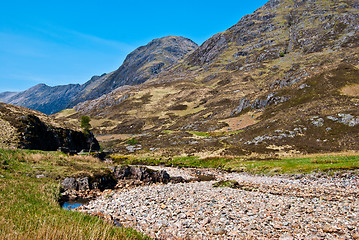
[126,138,139,145]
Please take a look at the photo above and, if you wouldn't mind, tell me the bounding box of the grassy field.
[0,149,149,240]
[111,153,359,175]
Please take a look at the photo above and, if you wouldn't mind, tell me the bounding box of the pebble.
[77,167,359,239]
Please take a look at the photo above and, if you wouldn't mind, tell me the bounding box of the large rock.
[61,175,117,191]
[17,114,99,152]
[0,103,100,152]
[112,166,171,183]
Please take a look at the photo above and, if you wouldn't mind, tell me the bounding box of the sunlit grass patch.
[230,155,359,174]
[111,153,359,175]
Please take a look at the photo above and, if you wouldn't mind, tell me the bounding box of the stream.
[62,199,90,210]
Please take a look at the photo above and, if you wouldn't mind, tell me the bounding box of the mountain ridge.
[0,36,198,115]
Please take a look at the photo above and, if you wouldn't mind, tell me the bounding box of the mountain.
[0,91,19,103]
[1,36,198,115]
[0,102,99,152]
[67,36,198,107]
[3,83,82,115]
[57,0,359,156]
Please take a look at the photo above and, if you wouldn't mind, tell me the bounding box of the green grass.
[187,131,212,137]
[126,138,139,145]
[162,130,176,134]
[213,180,240,188]
[163,130,243,137]
[0,149,149,240]
[111,153,359,175]
[110,155,232,169]
[232,155,359,174]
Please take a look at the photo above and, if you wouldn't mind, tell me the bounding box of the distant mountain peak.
[0,36,198,114]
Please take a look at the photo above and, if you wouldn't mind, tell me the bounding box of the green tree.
[80,116,91,135]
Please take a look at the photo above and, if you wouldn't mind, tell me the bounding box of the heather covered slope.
[57,0,359,156]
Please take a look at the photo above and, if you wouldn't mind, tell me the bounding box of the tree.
[80,115,91,135]
[80,116,95,153]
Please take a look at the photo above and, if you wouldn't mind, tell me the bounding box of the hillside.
[57,0,359,156]
[1,36,198,115]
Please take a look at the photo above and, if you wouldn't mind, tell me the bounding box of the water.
[62,199,90,210]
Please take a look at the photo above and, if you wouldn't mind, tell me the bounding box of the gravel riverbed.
[78,167,359,239]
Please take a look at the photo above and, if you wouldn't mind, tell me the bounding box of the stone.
[61,177,78,190]
[231,97,251,116]
[77,177,90,190]
[311,117,324,127]
[322,225,338,233]
[211,228,227,235]
[112,166,171,183]
[279,234,294,240]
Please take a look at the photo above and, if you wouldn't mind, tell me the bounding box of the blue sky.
[0,0,268,92]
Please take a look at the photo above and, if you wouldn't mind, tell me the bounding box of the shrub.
[126,138,139,145]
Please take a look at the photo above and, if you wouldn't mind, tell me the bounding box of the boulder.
[61,177,78,190]
[17,114,100,152]
[77,177,90,190]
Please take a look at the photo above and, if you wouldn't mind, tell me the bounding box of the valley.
[0,0,359,239]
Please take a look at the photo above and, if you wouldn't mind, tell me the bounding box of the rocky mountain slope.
[1,36,198,115]
[57,0,359,156]
[0,103,99,152]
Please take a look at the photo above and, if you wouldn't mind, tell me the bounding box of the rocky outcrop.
[112,166,172,183]
[0,103,99,152]
[61,174,117,192]
[231,93,290,116]
[17,114,100,152]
